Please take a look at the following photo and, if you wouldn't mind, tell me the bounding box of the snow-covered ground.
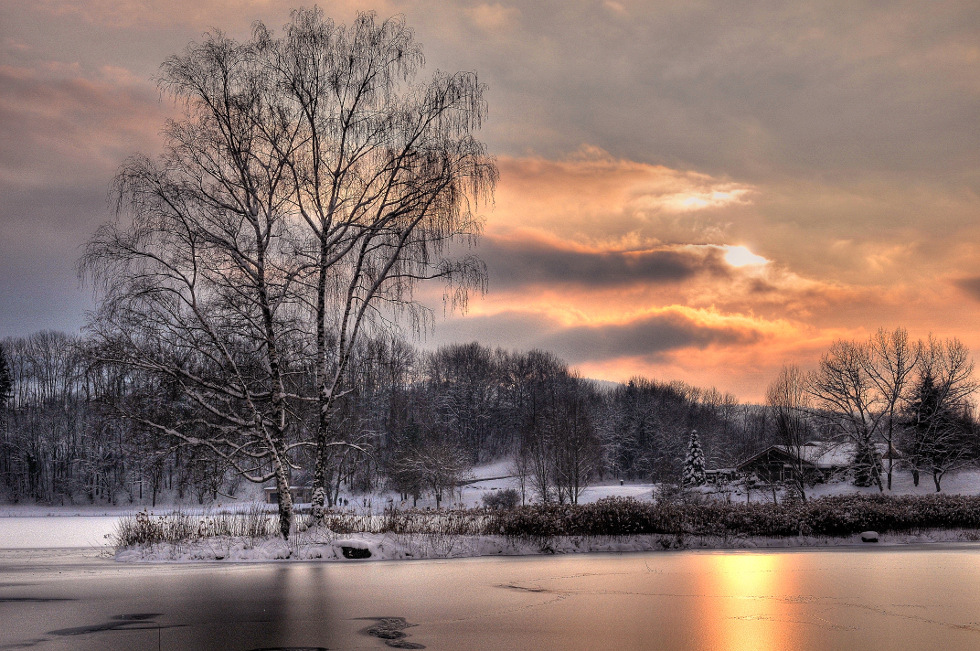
[115,527,980,563]
[4,463,980,558]
[416,464,980,511]
[4,462,977,518]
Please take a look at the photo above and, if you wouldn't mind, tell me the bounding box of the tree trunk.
[311,445,326,524]
[310,226,332,526]
[271,453,293,540]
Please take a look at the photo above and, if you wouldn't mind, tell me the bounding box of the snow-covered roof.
[740,443,862,469]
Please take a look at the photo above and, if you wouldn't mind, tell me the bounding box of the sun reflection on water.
[697,552,800,651]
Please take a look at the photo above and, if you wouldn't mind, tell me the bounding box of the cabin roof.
[736,443,856,470]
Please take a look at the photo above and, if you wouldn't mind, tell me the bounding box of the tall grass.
[113,504,278,547]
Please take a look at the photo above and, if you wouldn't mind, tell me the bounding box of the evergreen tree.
[850,439,882,487]
[682,429,706,487]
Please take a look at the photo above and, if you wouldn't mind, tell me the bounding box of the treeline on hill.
[2,327,980,512]
[0,331,769,506]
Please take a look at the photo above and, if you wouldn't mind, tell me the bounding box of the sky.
[2,0,979,402]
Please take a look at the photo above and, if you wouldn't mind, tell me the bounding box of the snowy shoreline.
[113,527,980,564]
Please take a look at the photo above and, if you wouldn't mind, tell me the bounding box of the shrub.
[493,494,980,539]
[114,509,196,546]
[114,493,980,550]
[482,489,520,511]
[113,506,278,548]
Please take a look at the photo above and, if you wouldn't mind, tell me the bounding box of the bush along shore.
[113,494,980,562]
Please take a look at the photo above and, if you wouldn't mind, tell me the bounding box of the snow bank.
[113,526,980,563]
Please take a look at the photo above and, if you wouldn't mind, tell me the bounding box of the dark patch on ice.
[0,637,53,649]
[48,613,175,636]
[248,648,329,650]
[500,583,551,593]
[0,597,73,603]
[357,616,425,649]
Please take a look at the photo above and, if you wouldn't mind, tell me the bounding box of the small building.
[264,485,312,504]
[736,444,853,484]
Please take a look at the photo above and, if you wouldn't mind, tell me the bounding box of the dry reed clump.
[113,503,278,547]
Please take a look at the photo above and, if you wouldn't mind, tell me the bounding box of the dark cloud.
[479,237,727,291]
[953,277,980,302]
[443,1,980,181]
[0,186,103,337]
[429,310,555,353]
[539,311,764,364]
[430,308,764,366]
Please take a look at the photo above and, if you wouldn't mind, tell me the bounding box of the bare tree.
[550,375,603,505]
[766,365,813,501]
[0,343,10,413]
[386,411,471,508]
[865,327,920,489]
[81,9,494,536]
[807,339,885,489]
[0,343,10,487]
[82,25,318,538]
[255,9,495,522]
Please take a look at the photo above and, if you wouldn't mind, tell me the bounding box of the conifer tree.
[682,429,706,487]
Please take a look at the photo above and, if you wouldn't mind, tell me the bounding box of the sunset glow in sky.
[2,1,980,401]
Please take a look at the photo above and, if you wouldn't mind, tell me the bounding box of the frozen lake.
[2,544,980,650]
[0,516,121,549]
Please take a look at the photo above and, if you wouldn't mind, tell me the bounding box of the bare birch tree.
[82,29,306,536]
[81,9,494,535]
[257,9,495,521]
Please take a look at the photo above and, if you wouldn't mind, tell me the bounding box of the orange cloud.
[490,147,756,247]
[426,146,980,403]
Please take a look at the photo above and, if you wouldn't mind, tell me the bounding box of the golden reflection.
[696,552,800,651]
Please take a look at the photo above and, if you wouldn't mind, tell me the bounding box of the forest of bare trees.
[3,328,979,527]
[0,332,761,507]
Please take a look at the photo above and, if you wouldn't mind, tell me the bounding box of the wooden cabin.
[735,444,854,484]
